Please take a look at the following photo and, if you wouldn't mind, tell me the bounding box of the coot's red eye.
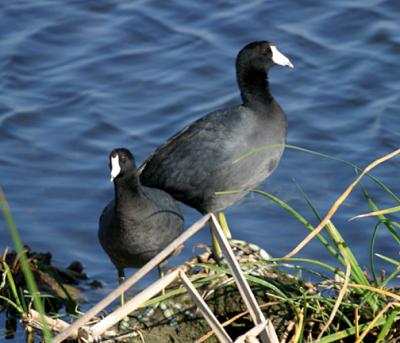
[261,47,270,55]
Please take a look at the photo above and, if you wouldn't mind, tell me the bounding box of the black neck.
[237,66,273,107]
[114,171,142,205]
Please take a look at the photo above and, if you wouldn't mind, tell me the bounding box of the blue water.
[1,0,400,339]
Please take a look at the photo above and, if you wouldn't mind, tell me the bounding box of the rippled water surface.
[1,0,400,338]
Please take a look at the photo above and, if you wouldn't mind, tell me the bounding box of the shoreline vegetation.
[1,147,400,342]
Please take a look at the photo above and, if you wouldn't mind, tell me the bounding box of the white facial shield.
[271,45,294,68]
[110,155,121,181]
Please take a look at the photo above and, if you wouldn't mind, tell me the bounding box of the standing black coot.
[139,41,293,216]
[99,148,184,283]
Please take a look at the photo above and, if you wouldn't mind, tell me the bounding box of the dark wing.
[139,106,244,206]
[141,187,184,222]
[98,199,115,256]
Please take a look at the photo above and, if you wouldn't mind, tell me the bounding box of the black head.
[109,148,137,181]
[236,41,293,72]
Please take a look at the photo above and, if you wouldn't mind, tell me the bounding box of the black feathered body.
[139,100,287,213]
[99,185,183,271]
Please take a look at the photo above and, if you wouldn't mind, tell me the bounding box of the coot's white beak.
[271,45,294,68]
[110,155,121,182]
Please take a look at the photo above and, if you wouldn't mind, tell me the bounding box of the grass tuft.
[0,189,52,342]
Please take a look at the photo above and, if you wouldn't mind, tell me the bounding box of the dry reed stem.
[354,306,360,340]
[53,214,210,343]
[210,214,279,343]
[317,257,351,340]
[87,268,182,339]
[347,284,400,301]
[1,246,9,262]
[180,270,232,343]
[284,148,400,258]
[355,303,393,343]
[290,307,304,343]
[281,320,295,343]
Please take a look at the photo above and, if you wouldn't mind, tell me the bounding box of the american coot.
[99,148,184,286]
[139,41,293,225]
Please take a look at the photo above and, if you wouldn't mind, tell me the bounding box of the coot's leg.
[157,262,166,295]
[210,224,222,258]
[118,269,125,306]
[210,211,233,259]
[158,262,165,279]
[217,212,232,239]
[157,243,183,279]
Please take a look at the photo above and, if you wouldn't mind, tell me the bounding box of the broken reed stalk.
[53,214,211,343]
[23,310,70,334]
[235,321,271,343]
[284,148,400,259]
[88,268,182,338]
[180,270,233,343]
[210,214,279,343]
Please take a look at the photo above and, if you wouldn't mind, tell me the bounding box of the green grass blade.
[264,257,342,276]
[324,221,378,313]
[0,189,52,342]
[293,180,323,221]
[292,181,377,288]
[376,307,399,343]
[0,295,23,314]
[143,272,237,307]
[296,302,306,343]
[369,222,383,286]
[388,220,400,231]
[19,288,27,312]
[292,295,354,327]
[216,189,343,264]
[324,221,369,286]
[325,222,366,282]
[375,253,400,266]
[244,274,291,301]
[143,287,187,307]
[379,266,400,289]
[2,262,23,313]
[286,145,400,203]
[235,144,400,203]
[361,186,400,244]
[196,262,290,300]
[313,315,397,343]
[267,263,333,281]
[352,206,400,220]
[292,182,354,267]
